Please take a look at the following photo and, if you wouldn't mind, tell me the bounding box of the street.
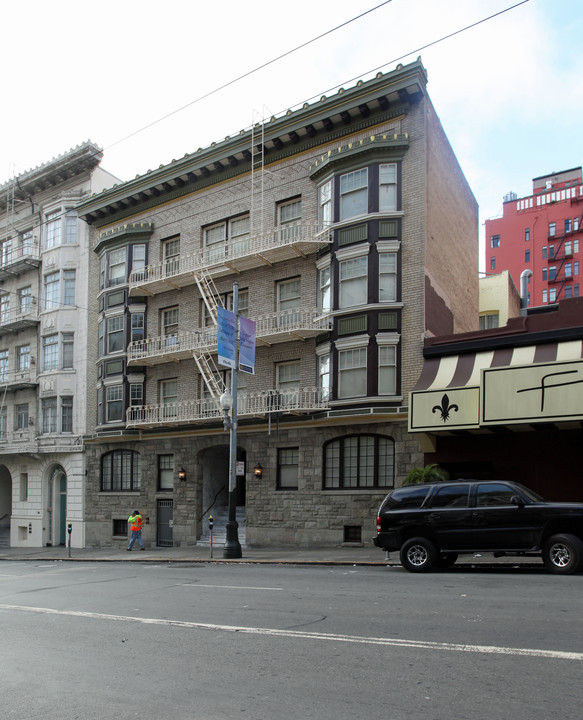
[0,560,581,720]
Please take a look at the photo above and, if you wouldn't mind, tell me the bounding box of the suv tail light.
[376,515,381,533]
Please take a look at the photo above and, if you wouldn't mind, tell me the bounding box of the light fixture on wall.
[254,463,263,479]
[178,468,187,482]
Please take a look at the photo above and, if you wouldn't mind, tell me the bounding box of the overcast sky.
[1,0,581,268]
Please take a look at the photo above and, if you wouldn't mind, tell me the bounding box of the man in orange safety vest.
[127,510,145,551]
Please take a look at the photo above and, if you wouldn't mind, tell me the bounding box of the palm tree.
[402,464,449,486]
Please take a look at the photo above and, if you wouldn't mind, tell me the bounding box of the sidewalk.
[0,542,544,568]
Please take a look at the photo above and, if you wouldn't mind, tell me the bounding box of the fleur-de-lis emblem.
[432,393,459,422]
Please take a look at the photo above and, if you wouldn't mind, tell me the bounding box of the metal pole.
[223,282,242,559]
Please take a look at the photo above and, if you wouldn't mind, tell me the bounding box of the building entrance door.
[157,500,173,547]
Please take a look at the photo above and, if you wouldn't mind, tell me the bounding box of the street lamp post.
[219,282,242,559]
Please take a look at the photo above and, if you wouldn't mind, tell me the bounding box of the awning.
[409,340,583,433]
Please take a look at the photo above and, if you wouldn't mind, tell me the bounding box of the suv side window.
[430,484,470,509]
[476,483,515,507]
[385,487,430,509]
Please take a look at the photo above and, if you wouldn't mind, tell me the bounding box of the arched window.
[101,450,141,492]
[323,434,394,489]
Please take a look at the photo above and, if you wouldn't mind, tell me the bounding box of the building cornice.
[77,61,427,228]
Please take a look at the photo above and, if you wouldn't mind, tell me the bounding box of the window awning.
[409,340,583,433]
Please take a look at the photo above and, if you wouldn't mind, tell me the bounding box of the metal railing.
[126,387,328,427]
[128,223,332,289]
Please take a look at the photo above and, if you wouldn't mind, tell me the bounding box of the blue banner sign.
[239,316,256,374]
[217,307,236,368]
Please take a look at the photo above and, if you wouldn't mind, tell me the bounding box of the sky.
[1,0,582,269]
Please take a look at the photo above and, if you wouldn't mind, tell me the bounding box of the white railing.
[126,387,328,426]
[128,309,332,363]
[129,223,331,289]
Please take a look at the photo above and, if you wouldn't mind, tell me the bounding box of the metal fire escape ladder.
[192,268,225,401]
[250,112,265,239]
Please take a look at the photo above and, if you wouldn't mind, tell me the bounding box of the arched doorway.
[47,466,67,546]
[199,445,246,541]
[0,465,12,547]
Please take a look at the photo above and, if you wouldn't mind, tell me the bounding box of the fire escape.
[546,209,583,301]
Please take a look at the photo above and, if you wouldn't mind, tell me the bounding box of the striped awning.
[409,340,583,433]
[413,340,583,392]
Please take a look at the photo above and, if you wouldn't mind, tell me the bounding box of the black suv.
[374,481,583,574]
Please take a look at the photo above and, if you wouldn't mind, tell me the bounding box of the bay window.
[379,163,397,211]
[339,255,368,307]
[340,168,368,220]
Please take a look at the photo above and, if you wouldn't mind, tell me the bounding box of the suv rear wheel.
[542,533,583,575]
[400,537,437,573]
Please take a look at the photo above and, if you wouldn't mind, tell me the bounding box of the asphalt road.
[0,561,581,720]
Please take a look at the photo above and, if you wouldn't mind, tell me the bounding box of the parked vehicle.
[373,480,583,574]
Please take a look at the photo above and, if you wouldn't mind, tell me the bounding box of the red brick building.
[485,167,583,308]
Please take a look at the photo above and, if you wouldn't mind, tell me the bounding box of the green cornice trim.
[308,134,409,182]
[94,221,154,253]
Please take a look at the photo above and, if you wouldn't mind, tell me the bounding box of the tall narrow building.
[0,143,117,548]
[77,60,478,549]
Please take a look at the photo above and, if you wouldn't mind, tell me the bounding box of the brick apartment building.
[0,143,117,548]
[485,167,583,318]
[77,59,478,549]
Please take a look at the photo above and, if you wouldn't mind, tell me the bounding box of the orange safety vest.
[129,514,142,532]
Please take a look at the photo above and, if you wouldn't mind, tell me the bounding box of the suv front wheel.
[542,533,583,575]
[400,537,437,573]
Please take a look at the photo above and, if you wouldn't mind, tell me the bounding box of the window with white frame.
[318,351,331,402]
[61,396,73,433]
[132,244,146,273]
[379,252,397,302]
[44,272,60,309]
[131,313,145,343]
[106,385,123,422]
[490,235,500,248]
[63,270,76,306]
[549,222,556,237]
[565,263,572,277]
[62,333,74,369]
[107,316,124,354]
[158,454,174,491]
[565,241,572,255]
[17,345,30,371]
[549,287,557,302]
[338,346,367,398]
[161,379,178,419]
[276,361,300,406]
[226,289,249,317]
[21,229,33,253]
[278,199,302,241]
[45,211,61,249]
[163,237,180,275]
[339,255,368,307]
[277,447,299,490]
[0,294,9,323]
[277,278,301,326]
[129,383,143,407]
[379,163,397,212]
[0,238,12,266]
[42,335,59,371]
[18,287,32,314]
[542,289,548,303]
[378,344,397,395]
[204,222,226,262]
[229,216,250,256]
[16,403,28,430]
[0,349,8,382]
[340,168,368,220]
[318,180,332,229]
[65,210,78,244]
[318,264,331,314]
[108,248,126,286]
[41,397,57,433]
[162,307,179,347]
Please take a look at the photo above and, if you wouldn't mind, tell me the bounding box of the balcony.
[126,386,329,428]
[127,309,332,365]
[0,429,37,454]
[0,369,37,391]
[0,244,41,280]
[0,307,39,334]
[128,223,332,296]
